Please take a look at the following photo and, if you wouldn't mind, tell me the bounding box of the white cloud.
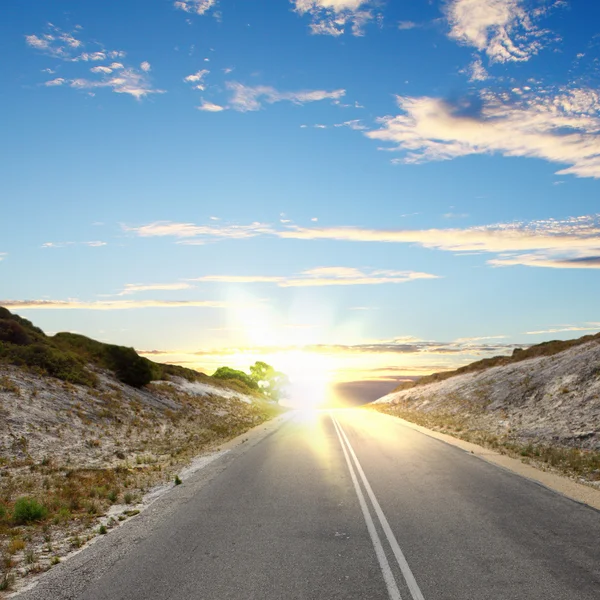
[334,119,367,130]
[192,267,439,287]
[1,299,226,311]
[279,215,600,270]
[184,69,210,90]
[398,21,419,30]
[524,325,600,335]
[42,241,106,248]
[124,221,271,241]
[226,82,345,112]
[197,101,225,112]
[293,0,377,36]
[90,66,113,74]
[464,57,489,81]
[75,51,107,62]
[174,0,217,15]
[367,87,600,178]
[126,213,600,270]
[0,253,6,262]
[26,27,157,100]
[71,67,165,100]
[118,283,195,296]
[446,0,559,63]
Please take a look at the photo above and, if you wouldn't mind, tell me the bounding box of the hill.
[372,331,600,484]
[0,308,282,593]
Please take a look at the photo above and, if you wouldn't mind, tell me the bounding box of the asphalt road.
[17,409,600,600]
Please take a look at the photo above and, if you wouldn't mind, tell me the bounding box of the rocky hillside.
[372,334,600,482]
[0,308,282,594]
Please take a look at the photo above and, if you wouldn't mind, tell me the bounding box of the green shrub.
[13,497,48,524]
[98,525,107,535]
[212,367,259,390]
[174,475,182,485]
[2,343,96,386]
[0,319,32,345]
[105,345,154,388]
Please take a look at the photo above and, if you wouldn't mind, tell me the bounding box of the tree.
[212,367,259,390]
[249,361,289,403]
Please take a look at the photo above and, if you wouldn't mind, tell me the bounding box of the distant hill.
[392,332,600,392]
[0,306,255,395]
[373,331,600,483]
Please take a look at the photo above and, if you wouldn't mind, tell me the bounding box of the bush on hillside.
[13,497,48,524]
[0,319,32,346]
[104,345,155,388]
[213,366,259,390]
[0,343,96,386]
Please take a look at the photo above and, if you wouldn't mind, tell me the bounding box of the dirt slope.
[0,362,281,594]
[372,338,600,482]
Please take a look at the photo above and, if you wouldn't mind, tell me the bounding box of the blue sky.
[2,0,600,391]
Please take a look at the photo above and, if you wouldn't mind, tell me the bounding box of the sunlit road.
[18,410,600,600]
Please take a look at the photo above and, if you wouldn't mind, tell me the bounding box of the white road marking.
[332,413,426,600]
[331,415,403,600]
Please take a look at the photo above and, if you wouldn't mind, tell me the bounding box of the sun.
[275,351,334,410]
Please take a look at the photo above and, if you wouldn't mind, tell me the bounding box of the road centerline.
[331,412,426,600]
[330,413,403,600]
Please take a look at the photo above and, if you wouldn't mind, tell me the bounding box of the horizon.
[2,0,600,399]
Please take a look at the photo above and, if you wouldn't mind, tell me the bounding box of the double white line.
[330,413,425,600]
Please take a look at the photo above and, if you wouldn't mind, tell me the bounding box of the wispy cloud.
[524,324,600,335]
[463,57,489,81]
[44,78,66,86]
[367,86,600,178]
[117,283,195,296]
[225,82,345,112]
[174,0,217,16]
[123,221,271,242]
[184,69,210,90]
[398,21,420,30]
[42,241,107,248]
[446,0,560,63]
[279,215,600,269]
[192,267,439,287]
[334,119,367,131]
[70,67,164,100]
[26,25,161,100]
[293,0,378,37]
[0,253,6,262]
[197,100,225,112]
[140,337,521,358]
[126,214,600,269]
[1,299,226,311]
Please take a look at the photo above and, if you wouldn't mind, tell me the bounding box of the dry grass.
[0,366,283,595]
[371,404,600,482]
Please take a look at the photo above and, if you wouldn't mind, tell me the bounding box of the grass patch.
[13,497,48,524]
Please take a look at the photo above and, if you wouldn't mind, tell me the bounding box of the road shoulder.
[372,410,600,511]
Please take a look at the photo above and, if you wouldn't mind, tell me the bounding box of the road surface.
[17,409,600,600]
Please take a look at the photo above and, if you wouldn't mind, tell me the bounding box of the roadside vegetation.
[373,330,600,485]
[0,307,285,594]
[371,404,600,482]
